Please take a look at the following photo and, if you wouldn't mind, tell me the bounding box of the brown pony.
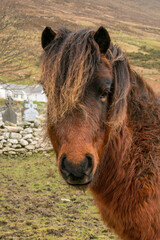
[40,26,160,240]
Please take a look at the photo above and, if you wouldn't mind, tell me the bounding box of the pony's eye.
[100,89,108,103]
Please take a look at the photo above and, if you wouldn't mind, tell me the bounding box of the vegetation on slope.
[0,0,159,85]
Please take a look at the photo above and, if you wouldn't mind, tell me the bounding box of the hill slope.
[0,0,159,87]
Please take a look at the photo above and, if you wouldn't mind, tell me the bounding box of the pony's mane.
[41,27,157,128]
[41,28,101,123]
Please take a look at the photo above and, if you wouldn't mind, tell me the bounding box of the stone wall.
[0,121,53,156]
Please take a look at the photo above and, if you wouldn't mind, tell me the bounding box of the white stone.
[28,140,37,145]
[33,128,41,133]
[8,139,18,144]
[3,132,10,139]
[5,121,16,127]
[1,129,7,133]
[31,141,37,145]
[10,132,22,140]
[15,148,26,153]
[23,128,33,134]
[3,147,14,152]
[33,137,39,141]
[9,151,16,155]
[0,136,4,140]
[12,144,22,149]
[4,142,12,147]
[23,134,33,140]
[6,126,23,132]
[34,120,41,128]
[27,139,33,143]
[25,145,35,150]
[37,148,44,152]
[20,139,28,146]
[61,198,70,202]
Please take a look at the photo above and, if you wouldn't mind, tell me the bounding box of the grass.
[108,30,160,79]
[126,45,160,71]
[0,153,118,239]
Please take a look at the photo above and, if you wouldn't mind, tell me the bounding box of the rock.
[3,132,10,139]
[9,151,16,155]
[31,141,37,145]
[0,129,7,133]
[8,139,18,144]
[34,120,41,128]
[28,139,37,145]
[61,198,70,202]
[37,115,46,123]
[18,121,31,128]
[12,144,22,149]
[0,117,52,155]
[20,139,28,146]
[15,148,26,153]
[33,128,42,133]
[5,126,23,132]
[26,145,35,150]
[10,132,22,140]
[3,147,14,152]
[4,142,12,147]
[45,146,53,152]
[0,136,4,140]
[23,128,33,134]
[23,134,33,140]
[41,142,48,148]
[33,137,39,141]
[37,148,44,153]
[5,121,16,127]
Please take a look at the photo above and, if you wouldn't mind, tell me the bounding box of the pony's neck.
[90,122,132,200]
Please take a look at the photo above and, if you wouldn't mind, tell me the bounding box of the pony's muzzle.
[59,154,93,185]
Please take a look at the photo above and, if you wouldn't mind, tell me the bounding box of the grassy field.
[0,153,119,239]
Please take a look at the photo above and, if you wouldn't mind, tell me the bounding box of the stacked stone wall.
[0,121,52,156]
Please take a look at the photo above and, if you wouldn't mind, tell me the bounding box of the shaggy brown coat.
[41,27,160,240]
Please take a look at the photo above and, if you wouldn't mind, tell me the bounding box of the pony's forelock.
[41,28,101,124]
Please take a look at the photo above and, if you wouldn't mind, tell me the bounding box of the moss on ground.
[0,153,119,239]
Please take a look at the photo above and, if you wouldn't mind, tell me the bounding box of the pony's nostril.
[60,154,70,176]
[60,155,67,171]
[85,154,94,174]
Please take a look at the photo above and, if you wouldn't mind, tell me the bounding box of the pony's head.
[41,26,130,187]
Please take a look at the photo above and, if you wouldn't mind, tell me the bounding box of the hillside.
[0,0,160,88]
[3,0,160,31]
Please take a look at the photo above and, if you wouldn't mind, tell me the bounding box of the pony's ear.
[41,27,56,49]
[94,26,111,54]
